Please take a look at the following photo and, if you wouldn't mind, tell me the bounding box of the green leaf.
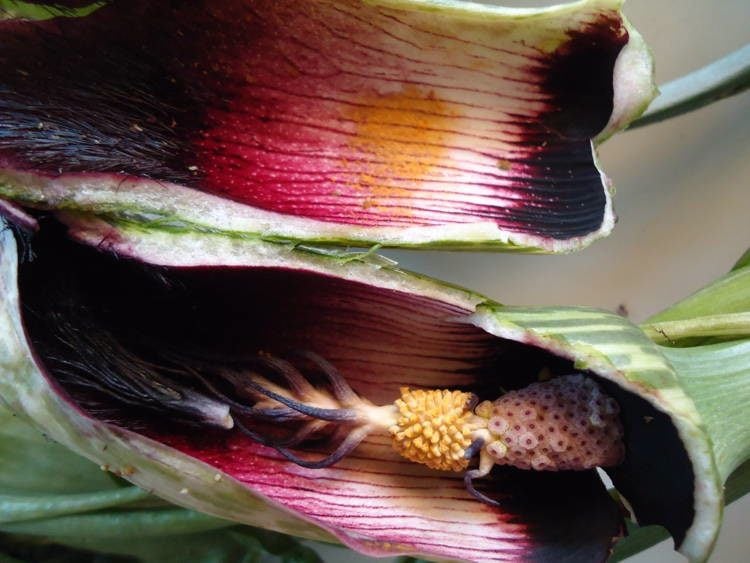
[0,533,134,562]
[0,527,303,563]
[0,404,321,562]
[0,0,105,21]
[609,522,670,563]
[0,487,151,524]
[241,529,322,562]
[0,552,26,563]
[646,257,750,328]
[731,248,750,272]
[0,409,125,495]
[643,248,750,344]
[0,508,231,539]
[0,499,323,562]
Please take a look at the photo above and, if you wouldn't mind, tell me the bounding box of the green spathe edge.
[0,217,721,561]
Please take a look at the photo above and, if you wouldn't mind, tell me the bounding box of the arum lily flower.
[0,215,727,562]
[0,2,744,562]
[0,0,655,252]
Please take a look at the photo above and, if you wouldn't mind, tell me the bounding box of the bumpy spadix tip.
[479,374,625,471]
[388,387,478,472]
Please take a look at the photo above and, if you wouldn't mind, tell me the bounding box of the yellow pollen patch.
[343,86,458,213]
[388,387,476,472]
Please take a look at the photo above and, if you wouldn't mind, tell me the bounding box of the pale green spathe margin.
[0,217,722,561]
[0,0,104,20]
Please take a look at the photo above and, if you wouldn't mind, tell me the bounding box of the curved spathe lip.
[0,168,614,253]
[0,216,720,561]
[0,0,654,252]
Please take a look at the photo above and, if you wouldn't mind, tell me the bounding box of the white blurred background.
[319,0,750,561]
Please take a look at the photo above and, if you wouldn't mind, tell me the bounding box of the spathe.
[0,0,654,252]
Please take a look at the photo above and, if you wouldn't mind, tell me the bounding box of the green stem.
[641,312,750,344]
[629,44,750,129]
[660,340,750,482]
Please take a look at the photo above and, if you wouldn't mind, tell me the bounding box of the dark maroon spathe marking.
[538,14,629,140]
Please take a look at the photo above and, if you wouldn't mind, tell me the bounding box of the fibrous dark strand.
[29,305,234,429]
[175,353,369,467]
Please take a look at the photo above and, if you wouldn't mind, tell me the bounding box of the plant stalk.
[629,44,750,129]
